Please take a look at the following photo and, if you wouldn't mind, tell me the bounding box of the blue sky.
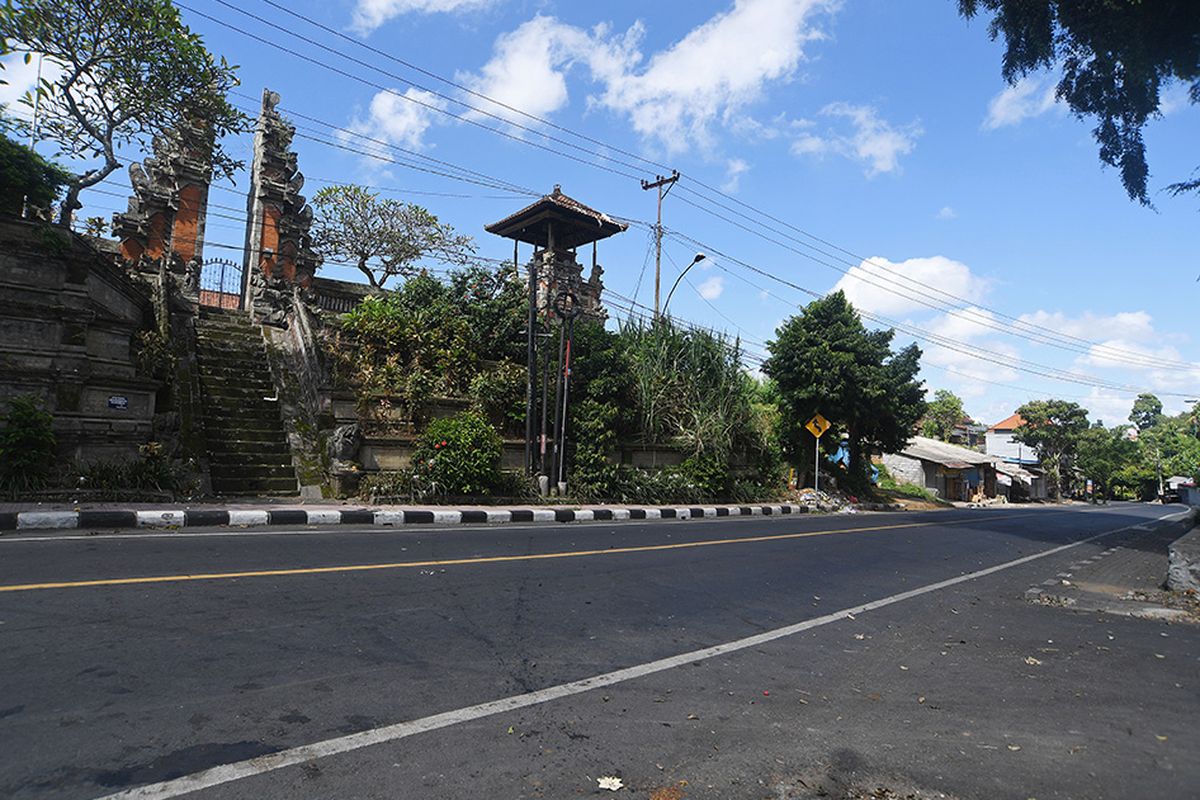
[4,0,1198,427]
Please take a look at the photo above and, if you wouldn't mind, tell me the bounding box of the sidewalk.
[0,500,828,533]
[1025,508,1199,622]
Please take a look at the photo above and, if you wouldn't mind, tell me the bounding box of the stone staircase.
[195,307,298,496]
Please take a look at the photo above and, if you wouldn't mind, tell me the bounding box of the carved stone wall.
[0,217,159,462]
[241,89,321,322]
[111,121,213,271]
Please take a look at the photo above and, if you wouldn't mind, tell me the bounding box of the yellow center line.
[0,517,982,594]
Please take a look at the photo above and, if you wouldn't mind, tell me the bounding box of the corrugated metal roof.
[896,436,995,467]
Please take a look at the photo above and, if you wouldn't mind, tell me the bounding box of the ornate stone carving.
[242,89,321,322]
[112,121,213,268]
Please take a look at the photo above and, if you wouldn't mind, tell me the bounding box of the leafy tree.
[0,132,70,216]
[0,0,245,225]
[1077,425,1137,502]
[922,389,966,441]
[311,185,475,289]
[957,0,1200,204]
[765,291,925,488]
[1128,392,1163,431]
[1012,399,1090,499]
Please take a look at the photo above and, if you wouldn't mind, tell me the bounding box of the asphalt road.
[0,504,1195,799]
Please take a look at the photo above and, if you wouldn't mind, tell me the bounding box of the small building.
[994,460,1048,501]
[883,436,998,502]
[985,412,1039,465]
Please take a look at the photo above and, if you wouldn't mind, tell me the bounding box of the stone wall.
[0,217,158,462]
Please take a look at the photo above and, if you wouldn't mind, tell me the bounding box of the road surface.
[0,503,1195,799]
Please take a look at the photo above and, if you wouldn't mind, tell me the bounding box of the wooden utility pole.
[641,170,679,320]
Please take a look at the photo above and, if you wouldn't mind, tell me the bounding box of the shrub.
[0,395,57,494]
[469,362,526,436]
[0,134,70,216]
[67,442,194,499]
[570,399,621,501]
[410,411,502,495]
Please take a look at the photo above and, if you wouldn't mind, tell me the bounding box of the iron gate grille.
[198,258,244,309]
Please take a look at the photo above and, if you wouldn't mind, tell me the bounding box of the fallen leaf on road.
[598,776,624,791]
[1024,656,1043,666]
[854,633,865,640]
[1154,654,1165,659]
[1007,744,1022,751]
[762,690,770,696]
[1156,735,1168,742]
[899,665,909,671]
[687,713,699,720]
[507,726,514,735]
[918,696,926,704]
[649,786,685,800]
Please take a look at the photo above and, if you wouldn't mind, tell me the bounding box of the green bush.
[469,362,526,436]
[411,411,502,495]
[570,399,622,501]
[67,442,194,499]
[0,395,57,494]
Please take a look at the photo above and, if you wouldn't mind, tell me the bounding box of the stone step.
[207,462,297,480]
[196,344,266,359]
[197,330,263,345]
[198,366,276,382]
[201,384,279,400]
[208,444,292,460]
[209,480,299,498]
[196,354,268,369]
[203,417,286,433]
[202,426,288,442]
[210,471,298,489]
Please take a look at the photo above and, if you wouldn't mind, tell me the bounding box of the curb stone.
[0,503,812,533]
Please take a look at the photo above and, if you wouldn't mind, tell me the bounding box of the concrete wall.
[0,217,158,462]
[985,431,1027,462]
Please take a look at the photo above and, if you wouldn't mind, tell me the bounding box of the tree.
[1128,392,1163,431]
[0,0,245,225]
[765,291,926,489]
[922,389,965,441]
[1012,399,1090,500]
[957,0,1200,205]
[1077,425,1137,503]
[0,131,70,216]
[310,185,475,289]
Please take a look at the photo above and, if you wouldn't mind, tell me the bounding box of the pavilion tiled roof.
[485,185,627,249]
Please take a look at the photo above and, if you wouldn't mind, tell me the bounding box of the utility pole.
[641,170,679,320]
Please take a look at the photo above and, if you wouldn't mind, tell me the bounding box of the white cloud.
[697,275,725,300]
[596,0,835,152]
[350,0,497,35]
[457,0,837,153]
[461,16,641,124]
[936,206,956,220]
[722,158,750,192]
[1017,310,1156,344]
[788,103,921,176]
[983,75,1059,130]
[342,87,447,153]
[0,52,63,115]
[1159,83,1192,116]
[832,255,988,316]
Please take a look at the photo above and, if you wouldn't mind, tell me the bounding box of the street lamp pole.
[661,253,706,316]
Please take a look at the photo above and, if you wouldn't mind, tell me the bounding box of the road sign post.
[805,414,831,493]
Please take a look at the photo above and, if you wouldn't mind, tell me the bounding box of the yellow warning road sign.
[806,413,831,439]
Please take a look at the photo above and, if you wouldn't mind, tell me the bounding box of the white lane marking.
[94,509,1189,800]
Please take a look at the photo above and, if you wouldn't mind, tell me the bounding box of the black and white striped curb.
[0,503,810,532]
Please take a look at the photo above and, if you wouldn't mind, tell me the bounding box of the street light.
[661,253,706,317]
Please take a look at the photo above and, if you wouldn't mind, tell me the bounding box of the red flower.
[441,440,448,447]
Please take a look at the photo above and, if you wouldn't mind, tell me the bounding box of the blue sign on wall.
[108,396,129,410]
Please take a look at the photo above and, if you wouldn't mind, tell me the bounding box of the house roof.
[895,436,995,468]
[988,413,1026,432]
[484,185,627,249]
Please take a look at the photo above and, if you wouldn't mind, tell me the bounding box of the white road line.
[94,509,1189,800]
